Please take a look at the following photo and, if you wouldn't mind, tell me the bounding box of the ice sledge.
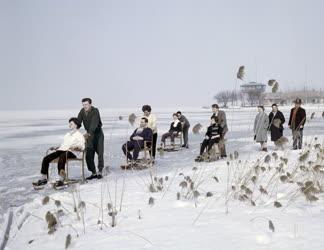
[157,132,183,152]
[121,141,153,170]
[195,143,221,162]
[46,147,86,184]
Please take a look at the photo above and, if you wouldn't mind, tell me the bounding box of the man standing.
[78,98,104,179]
[176,111,190,148]
[288,98,306,150]
[211,104,228,158]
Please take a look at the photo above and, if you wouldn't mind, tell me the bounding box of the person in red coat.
[288,98,306,150]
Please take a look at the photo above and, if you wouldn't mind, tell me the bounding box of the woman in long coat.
[254,106,269,151]
[268,103,285,144]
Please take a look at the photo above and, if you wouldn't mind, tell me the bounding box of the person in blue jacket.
[122,117,153,161]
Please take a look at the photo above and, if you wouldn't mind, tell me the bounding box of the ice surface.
[0,105,323,249]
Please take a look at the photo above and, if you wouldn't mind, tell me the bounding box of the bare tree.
[230,90,238,106]
[214,91,232,108]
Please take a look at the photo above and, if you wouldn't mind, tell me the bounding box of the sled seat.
[164,132,183,149]
[46,147,86,183]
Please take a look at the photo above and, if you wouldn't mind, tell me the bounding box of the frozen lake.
[0,105,323,223]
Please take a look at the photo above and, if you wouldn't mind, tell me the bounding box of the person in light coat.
[33,117,85,187]
[254,106,269,151]
[142,105,157,159]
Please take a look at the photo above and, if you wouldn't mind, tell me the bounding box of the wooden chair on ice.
[199,143,221,162]
[163,132,183,151]
[161,121,184,151]
[47,147,86,183]
[123,140,153,170]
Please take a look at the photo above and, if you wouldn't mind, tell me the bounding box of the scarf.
[291,107,299,129]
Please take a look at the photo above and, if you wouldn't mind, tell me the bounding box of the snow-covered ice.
[0,105,324,249]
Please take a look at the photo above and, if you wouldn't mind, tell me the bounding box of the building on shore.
[264,89,324,105]
[240,81,267,106]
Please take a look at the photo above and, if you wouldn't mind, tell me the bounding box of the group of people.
[32,99,195,187]
[122,108,191,165]
[194,104,228,161]
[253,98,306,151]
[33,97,306,187]
[33,98,105,187]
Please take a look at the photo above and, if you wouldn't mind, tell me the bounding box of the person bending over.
[78,98,104,180]
[176,111,190,148]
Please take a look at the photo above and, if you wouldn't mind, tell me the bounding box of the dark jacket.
[211,110,228,135]
[288,107,306,130]
[178,115,190,128]
[269,110,285,141]
[130,127,153,143]
[169,121,182,133]
[205,124,222,142]
[78,107,103,135]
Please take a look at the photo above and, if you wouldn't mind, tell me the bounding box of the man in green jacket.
[78,98,104,179]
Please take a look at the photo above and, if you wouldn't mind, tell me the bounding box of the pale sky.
[0,0,323,110]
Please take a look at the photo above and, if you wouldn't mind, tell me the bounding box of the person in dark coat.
[268,103,285,144]
[78,98,104,180]
[211,104,228,158]
[288,98,306,150]
[160,113,182,148]
[122,117,153,161]
[176,111,190,148]
[195,116,222,162]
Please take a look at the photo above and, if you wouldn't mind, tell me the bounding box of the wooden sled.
[195,144,221,163]
[120,159,152,170]
[158,132,183,153]
[33,179,79,191]
[46,146,86,184]
[157,145,180,152]
[122,141,153,170]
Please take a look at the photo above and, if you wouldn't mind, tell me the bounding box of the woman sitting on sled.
[159,113,182,150]
[33,118,85,188]
[195,116,222,162]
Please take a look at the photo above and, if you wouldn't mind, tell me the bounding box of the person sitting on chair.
[160,113,182,149]
[122,117,153,163]
[195,117,222,162]
[33,118,85,187]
